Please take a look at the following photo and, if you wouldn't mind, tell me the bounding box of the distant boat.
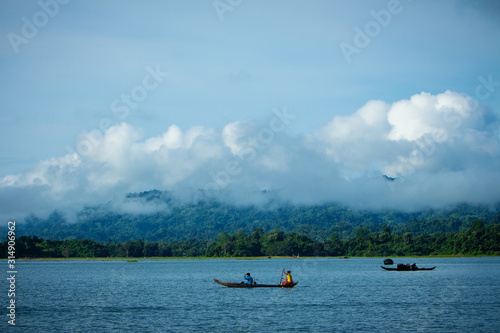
[381,264,436,271]
[383,259,394,265]
[213,278,298,288]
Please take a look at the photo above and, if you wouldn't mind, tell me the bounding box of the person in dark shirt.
[243,273,254,285]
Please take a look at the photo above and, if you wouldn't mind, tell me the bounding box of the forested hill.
[7,190,500,242]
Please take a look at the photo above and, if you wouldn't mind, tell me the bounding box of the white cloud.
[1,91,499,221]
[312,91,499,182]
[387,90,478,142]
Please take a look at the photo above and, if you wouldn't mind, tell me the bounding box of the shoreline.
[3,254,498,261]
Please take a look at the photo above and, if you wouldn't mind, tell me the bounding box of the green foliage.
[6,199,499,243]
[2,193,499,258]
[2,222,499,258]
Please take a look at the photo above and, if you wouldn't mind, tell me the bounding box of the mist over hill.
[8,190,500,243]
[2,91,500,225]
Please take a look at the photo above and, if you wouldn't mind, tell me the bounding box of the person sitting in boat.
[281,269,293,286]
[411,263,418,270]
[243,273,254,285]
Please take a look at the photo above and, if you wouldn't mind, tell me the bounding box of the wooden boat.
[383,259,394,265]
[213,278,298,288]
[381,265,436,271]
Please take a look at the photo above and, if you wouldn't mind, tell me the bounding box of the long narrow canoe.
[213,278,298,288]
[381,266,436,271]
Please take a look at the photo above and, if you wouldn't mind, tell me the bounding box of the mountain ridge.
[7,190,500,242]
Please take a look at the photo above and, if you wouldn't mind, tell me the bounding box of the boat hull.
[381,266,436,271]
[214,278,298,288]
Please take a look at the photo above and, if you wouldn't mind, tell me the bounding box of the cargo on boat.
[381,263,436,271]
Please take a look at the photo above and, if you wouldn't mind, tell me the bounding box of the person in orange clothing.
[281,268,293,286]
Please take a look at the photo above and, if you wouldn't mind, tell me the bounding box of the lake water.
[3,257,500,332]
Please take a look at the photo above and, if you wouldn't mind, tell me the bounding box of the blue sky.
[1,0,500,220]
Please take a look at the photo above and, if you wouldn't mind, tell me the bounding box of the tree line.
[2,220,499,258]
[7,199,500,243]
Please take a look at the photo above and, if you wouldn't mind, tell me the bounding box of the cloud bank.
[2,91,499,221]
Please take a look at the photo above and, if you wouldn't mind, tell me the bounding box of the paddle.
[280,267,286,285]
